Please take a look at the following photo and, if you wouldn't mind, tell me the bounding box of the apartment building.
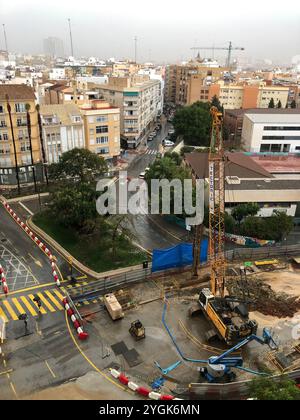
[95,76,161,148]
[0,84,43,186]
[242,110,300,154]
[40,104,85,164]
[209,81,289,109]
[164,63,229,105]
[80,100,120,161]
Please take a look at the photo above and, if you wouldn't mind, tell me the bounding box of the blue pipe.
[162,302,207,364]
[162,302,271,378]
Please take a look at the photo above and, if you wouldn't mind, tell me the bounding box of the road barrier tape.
[0,264,9,296]
[109,369,182,400]
[2,202,61,287]
[62,297,88,341]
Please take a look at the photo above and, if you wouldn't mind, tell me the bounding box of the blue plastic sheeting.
[152,240,208,273]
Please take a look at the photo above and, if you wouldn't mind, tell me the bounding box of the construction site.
[52,108,300,400]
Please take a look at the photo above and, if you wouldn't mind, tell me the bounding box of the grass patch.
[33,212,147,273]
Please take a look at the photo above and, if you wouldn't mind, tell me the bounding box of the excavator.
[191,107,258,346]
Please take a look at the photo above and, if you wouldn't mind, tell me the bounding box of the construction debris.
[226,277,300,318]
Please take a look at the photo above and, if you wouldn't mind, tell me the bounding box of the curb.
[2,201,61,287]
[28,217,150,281]
[109,369,182,400]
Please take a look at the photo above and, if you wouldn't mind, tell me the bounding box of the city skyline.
[1,0,300,65]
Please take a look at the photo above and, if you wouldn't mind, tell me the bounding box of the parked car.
[164,140,175,147]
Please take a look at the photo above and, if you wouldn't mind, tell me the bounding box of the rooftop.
[246,112,300,124]
[226,178,300,191]
[40,103,82,126]
[185,152,273,180]
[249,154,300,174]
[225,108,300,118]
[0,84,36,101]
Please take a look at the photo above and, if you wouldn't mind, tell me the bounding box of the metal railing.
[68,244,300,301]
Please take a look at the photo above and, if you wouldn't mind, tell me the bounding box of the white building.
[49,68,66,80]
[242,111,300,154]
[40,104,85,163]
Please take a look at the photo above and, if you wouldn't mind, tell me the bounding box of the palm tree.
[25,103,37,193]
[36,104,48,185]
[5,94,21,195]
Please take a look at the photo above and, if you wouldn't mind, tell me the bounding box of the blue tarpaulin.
[152,240,208,273]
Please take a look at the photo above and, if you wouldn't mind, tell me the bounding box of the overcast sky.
[1,0,300,65]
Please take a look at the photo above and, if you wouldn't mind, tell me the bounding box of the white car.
[139,168,150,179]
[164,140,175,147]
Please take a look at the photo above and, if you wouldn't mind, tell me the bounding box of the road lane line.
[20,296,37,316]
[44,291,63,310]
[37,292,55,312]
[2,301,18,321]
[28,294,47,315]
[11,298,26,315]
[45,360,56,379]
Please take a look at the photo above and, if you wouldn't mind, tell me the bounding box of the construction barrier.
[2,202,61,287]
[62,297,88,341]
[109,369,182,400]
[0,264,8,296]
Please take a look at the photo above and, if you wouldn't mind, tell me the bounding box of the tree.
[277,100,282,109]
[231,203,260,225]
[107,215,136,260]
[173,102,212,147]
[25,103,38,193]
[291,100,297,109]
[268,98,275,108]
[49,148,107,184]
[48,183,100,232]
[249,376,300,400]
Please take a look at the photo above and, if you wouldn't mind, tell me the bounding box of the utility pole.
[134,36,138,63]
[2,24,8,53]
[68,18,74,57]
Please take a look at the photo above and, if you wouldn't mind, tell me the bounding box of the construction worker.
[33,295,42,313]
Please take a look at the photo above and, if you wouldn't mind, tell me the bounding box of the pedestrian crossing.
[144,149,158,155]
[0,282,103,322]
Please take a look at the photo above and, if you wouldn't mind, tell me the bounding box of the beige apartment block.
[0,84,43,185]
[80,100,121,161]
[95,76,161,148]
[40,103,85,164]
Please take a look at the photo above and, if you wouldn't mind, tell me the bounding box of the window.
[96,147,109,155]
[260,144,271,153]
[264,126,300,131]
[96,125,108,134]
[0,133,8,141]
[263,136,300,140]
[0,105,4,113]
[96,136,109,144]
[0,120,6,127]
[15,103,26,113]
[96,116,108,123]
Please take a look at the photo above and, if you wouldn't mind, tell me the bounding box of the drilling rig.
[191,107,258,346]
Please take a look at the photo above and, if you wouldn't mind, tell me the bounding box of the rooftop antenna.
[134,36,138,63]
[2,24,8,53]
[68,18,74,57]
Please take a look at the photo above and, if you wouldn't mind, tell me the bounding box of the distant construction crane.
[191,41,245,67]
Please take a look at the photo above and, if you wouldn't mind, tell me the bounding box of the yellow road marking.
[44,291,63,310]
[28,295,47,315]
[2,301,18,321]
[11,298,26,315]
[52,289,64,301]
[65,311,129,394]
[0,306,8,322]
[45,360,56,379]
[36,293,55,312]
[20,296,37,317]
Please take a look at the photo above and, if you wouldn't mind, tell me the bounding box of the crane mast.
[209,107,226,298]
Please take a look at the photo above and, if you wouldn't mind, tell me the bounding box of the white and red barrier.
[109,369,182,400]
[2,202,60,286]
[62,297,88,341]
[0,264,9,296]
